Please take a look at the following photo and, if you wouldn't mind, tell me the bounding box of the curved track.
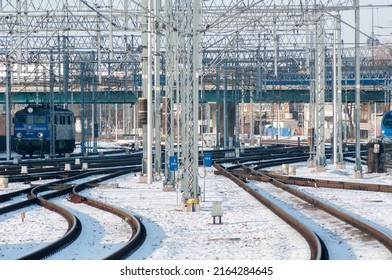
[0,167,145,260]
[213,163,326,260]
[215,163,392,259]
[1,143,387,260]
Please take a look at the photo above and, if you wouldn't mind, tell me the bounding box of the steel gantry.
[333,14,345,169]
[163,0,176,187]
[175,0,201,208]
[314,13,327,170]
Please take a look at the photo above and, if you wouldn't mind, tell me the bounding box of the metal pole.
[109,0,114,60]
[215,67,220,147]
[92,71,98,153]
[5,59,11,161]
[256,35,262,142]
[132,35,138,148]
[277,103,280,139]
[154,0,162,175]
[337,15,345,167]
[314,13,326,169]
[354,0,362,177]
[223,70,228,148]
[192,0,201,201]
[50,50,55,158]
[147,0,153,184]
[241,84,245,145]
[63,36,69,109]
[115,104,118,141]
[16,0,21,84]
[307,23,316,165]
[163,0,175,186]
[333,22,338,166]
[250,90,254,146]
[80,62,86,155]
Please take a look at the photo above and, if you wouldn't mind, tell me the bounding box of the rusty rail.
[67,168,147,259]
[251,170,392,193]
[213,163,325,260]
[69,191,146,260]
[18,197,82,260]
[15,167,144,260]
[240,166,392,254]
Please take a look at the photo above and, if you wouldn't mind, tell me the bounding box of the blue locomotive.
[13,104,76,157]
[381,110,392,142]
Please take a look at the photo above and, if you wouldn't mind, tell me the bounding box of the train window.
[383,115,392,127]
[35,116,46,124]
[67,116,71,124]
[26,116,34,124]
[14,115,26,124]
[55,116,58,124]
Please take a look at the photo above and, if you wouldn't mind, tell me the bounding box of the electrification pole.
[354,0,363,178]
[154,0,162,175]
[140,0,153,184]
[164,0,176,187]
[314,13,326,170]
[50,50,55,158]
[175,0,201,210]
[333,15,345,169]
[5,59,11,161]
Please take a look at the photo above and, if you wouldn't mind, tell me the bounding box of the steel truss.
[2,0,392,186]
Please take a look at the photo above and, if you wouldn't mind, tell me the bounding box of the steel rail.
[36,167,145,260]
[4,167,142,259]
[245,170,392,193]
[69,190,146,260]
[67,167,147,259]
[0,170,101,213]
[241,166,392,254]
[213,162,325,260]
[18,198,82,260]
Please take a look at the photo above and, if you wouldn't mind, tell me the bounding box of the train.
[13,104,76,157]
[381,110,392,142]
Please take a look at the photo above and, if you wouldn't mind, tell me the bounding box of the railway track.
[214,163,326,260]
[214,163,392,259]
[0,152,143,181]
[0,167,145,260]
[0,143,383,260]
[247,169,392,193]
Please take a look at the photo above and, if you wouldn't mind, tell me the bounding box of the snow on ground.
[0,141,391,261]
[0,205,67,259]
[0,167,310,260]
[88,169,310,260]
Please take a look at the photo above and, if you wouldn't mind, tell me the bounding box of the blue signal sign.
[169,156,178,171]
[204,153,212,167]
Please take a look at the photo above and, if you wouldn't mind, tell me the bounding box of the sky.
[341,0,392,45]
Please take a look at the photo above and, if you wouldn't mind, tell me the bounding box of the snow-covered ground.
[0,141,391,279]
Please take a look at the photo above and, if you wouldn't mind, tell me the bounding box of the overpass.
[0,76,389,104]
